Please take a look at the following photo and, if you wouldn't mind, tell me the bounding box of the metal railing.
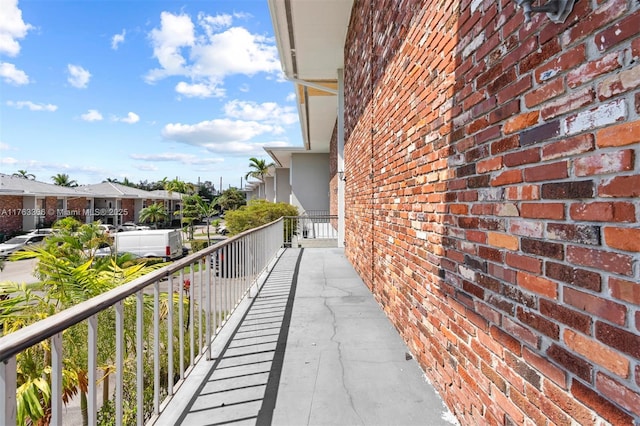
[0,218,284,425]
[283,215,338,247]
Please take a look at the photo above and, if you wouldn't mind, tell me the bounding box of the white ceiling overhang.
[267,0,353,154]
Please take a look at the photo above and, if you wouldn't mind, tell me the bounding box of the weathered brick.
[564,287,627,326]
[524,77,565,108]
[566,51,622,88]
[509,219,543,238]
[546,223,601,245]
[506,253,541,273]
[503,147,540,167]
[597,64,640,100]
[541,87,595,120]
[541,134,594,161]
[604,227,640,252]
[567,246,634,276]
[574,150,634,176]
[596,10,640,52]
[522,347,566,387]
[596,373,640,417]
[542,380,597,426]
[505,185,539,201]
[535,44,586,83]
[596,120,640,147]
[477,156,502,173]
[491,135,519,155]
[490,169,522,187]
[562,99,627,136]
[570,202,636,222]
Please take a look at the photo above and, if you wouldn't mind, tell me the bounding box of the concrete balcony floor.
[158,248,457,426]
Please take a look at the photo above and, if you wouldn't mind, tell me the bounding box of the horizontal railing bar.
[0,218,284,361]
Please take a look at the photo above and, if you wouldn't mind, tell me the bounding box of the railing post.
[167,275,174,397]
[153,281,160,415]
[136,291,144,426]
[51,332,63,426]
[205,254,212,360]
[1,357,17,426]
[115,300,124,426]
[88,314,97,426]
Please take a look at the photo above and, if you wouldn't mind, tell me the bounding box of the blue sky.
[0,0,300,190]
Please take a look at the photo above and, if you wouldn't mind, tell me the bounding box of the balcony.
[0,217,454,425]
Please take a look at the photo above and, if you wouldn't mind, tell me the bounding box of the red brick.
[599,175,640,197]
[520,203,564,219]
[572,380,635,425]
[503,147,540,167]
[490,169,522,187]
[524,161,568,182]
[540,299,592,335]
[546,223,601,245]
[596,321,640,358]
[574,149,634,176]
[541,87,595,120]
[517,307,559,339]
[476,156,502,173]
[604,227,640,252]
[565,287,627,326]
[547,344,593,382]
[506,253,541,273]
[565,330,629,378]
[597,64,640,100]
[492,321,527,355]
[488,232,518,250]
[505,185,539,201]
[542,380,597,425]
[596,10,640,52]
[522,347,566,388]
[545,262,601,292]
[609,277,640,304]
[561,0,627,48]
[535,43,586,83]
[524,77,565,108]
[596,119,640,147]
[521,238,564,260]
[566,51,622,88]
[570,202,636,222]
[517,271,558,299]
[596,373,640,416]
[567,246,634,276]
[541,134,594,161]
[503,111,539,134]
[509,219,543,238]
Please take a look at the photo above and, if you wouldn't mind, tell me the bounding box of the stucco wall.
[291,153,330,214]
[342,0,639,424]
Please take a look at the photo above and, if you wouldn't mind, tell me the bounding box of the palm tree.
[51,173,78,187]
[195,197,219,244]
[245,158,274,198]
[13,170,36,179]
[138,203,168,228]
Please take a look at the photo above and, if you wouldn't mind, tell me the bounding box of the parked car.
[98,224,116,235]
[0,234,48,258]
[117,222,150,232]
[26,228,56,236]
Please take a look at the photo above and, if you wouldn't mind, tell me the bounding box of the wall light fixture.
[338,170,346,182]
[514,0,577,23]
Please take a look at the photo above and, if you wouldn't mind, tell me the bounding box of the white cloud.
[111,29,126,50]
[286,92,296,102]
[81,109,103,121]
[224,100,298,125]
[67,64,91,88]
[146,12,195,80]
[113,112,140,124]
[0,0,33,57]
[131,152,223,165]
[0,142,9,150]
[0,62,29,85]
[7,100,57,111]
[175,81,224,98]
[161,118,280,148]
[0,156,18,165]
[145,12,280,97]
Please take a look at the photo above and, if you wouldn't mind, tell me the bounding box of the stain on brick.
[519,120,561,146]
[546,223,601,245]
[541,181,594,199]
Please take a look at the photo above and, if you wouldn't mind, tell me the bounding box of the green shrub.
[189,240,210,252]
[224,200,298,235]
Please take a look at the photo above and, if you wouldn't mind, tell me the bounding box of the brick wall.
[343,0,639,423]
[0,195,24,237]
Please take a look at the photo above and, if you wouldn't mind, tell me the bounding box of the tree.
[13,170,35,179]
[245,157,274,183]
[224,199,298,235]
[138,203,168,228]
[51,173,78,187]
[1,221,163,425]
[215,188,246,212]
[194,197,219,244]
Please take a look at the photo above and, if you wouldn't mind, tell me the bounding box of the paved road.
[0,257,38,284]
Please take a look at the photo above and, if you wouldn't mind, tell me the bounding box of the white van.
[115,229,184,261]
